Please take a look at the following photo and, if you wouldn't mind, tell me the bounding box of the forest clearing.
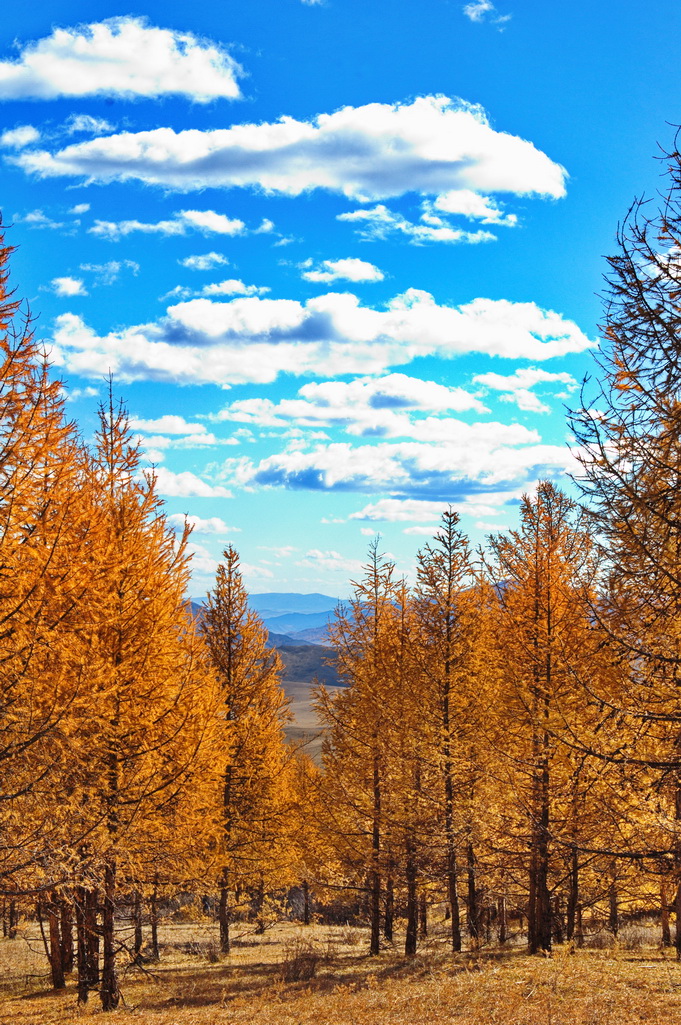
[4,918,681,1025]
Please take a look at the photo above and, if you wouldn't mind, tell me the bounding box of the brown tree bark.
[100,860,120,1011]
[404,839,417,956]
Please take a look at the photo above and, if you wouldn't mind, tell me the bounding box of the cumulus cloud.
[70,202,90,215]
[150,466,231,498]
[0,17,242,102]
[50,276,87,297]
[90,209,245,240]
[338,204,496,244]
[300,257,384,283]
[167,513,238,535]
[474,367,577,413]
[429,189,517,225]
[48,290,593,387]
[129,414,208,435]
[15,95,566,204]
[214,373,488,436]
[350,491,522,521]
[180,252,229,271]
[225,433,578,497]
[0,124,39,149]
[161,279,269,301]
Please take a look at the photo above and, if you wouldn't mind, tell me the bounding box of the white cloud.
[48,291,593,387]
[429,189,517,225]
[66,114,114,135]
[51,276,87,296]
[0,17,242,102]
[80,259,138,285]
[301,257,384,283]
[301,549,364,576]
[226,433,579,496]
[240,562,275,581]
[0,124,39,148]
[199,279,270,297]
[16,208,63,229]
[463,1,511,26]
[215,373,488,435]
[474,367,577,413]
[338,204,496,245]
[167,513,238,535]
[180,252,229,271]
[90,209,245,241]
[16,95,566,204]
[350,493,519,522]
[150,466,231,498]
[130,414,208,435]
[70,202,90,214]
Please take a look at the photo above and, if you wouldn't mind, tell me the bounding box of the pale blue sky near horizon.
[0,0,678,597]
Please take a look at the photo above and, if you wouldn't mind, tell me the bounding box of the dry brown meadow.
[2,916,681,1025]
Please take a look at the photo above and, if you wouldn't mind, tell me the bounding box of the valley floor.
[1,919,680,1024]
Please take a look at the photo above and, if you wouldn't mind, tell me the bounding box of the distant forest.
[3,147,681,1012]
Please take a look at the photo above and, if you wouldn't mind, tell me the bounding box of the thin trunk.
[384,869,394,942]
[254,876,265,934]
[149,880,160,961]
[133,890,143,956]
[8,899,18,939]
[100,859,120,1011]
[675,781,681,959]
[302,879,310,926]
[567,847,578,942]
[219,869,230,954]
[419,892,428,938]
[466,840,479,950]
[405,837,417,956]
[608,867,619,940]
[498,894,508,945]
[662,876,672,947]
[369,751,381,956]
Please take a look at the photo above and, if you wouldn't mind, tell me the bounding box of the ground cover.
[2,918,681,1024]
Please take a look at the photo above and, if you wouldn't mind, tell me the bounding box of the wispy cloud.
[89,209,246,241]
[463,1,511,27]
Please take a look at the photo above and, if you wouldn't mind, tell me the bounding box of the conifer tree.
[203,545,290,954]
[569,144,681,952]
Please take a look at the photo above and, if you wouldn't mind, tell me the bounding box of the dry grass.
[2,918,681,1024]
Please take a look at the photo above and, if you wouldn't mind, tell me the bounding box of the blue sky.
[1,0,679,598]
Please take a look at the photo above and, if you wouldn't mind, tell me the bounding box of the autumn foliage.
[4,141,681,1015]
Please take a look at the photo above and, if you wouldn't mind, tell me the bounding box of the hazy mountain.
[248,592,341,617]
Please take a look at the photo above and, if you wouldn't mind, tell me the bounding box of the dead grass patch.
[2,920,681,1024]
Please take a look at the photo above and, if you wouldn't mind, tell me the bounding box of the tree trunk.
[405,841,417,956]
[466,840,479,950]
[100,859,120,1011]
[384,870,394,943]
[528,725,552,954]
[419,892,428,938]
[498,894,508,944]
[60,895,74,973]
[133,890,143,956]
[219,869,231,954]
[76,886,100,1004]
[662,876,672,947]
[608,867,619,940]
[47,896,66,990]
[254,876,266,934]
[8,899,18,939]
[567,847,578,942]
[149,880,160,961]
[369,752,381,956]
[302,879,310,926]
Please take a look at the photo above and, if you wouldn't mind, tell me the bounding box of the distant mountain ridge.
[192,591,345,646]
